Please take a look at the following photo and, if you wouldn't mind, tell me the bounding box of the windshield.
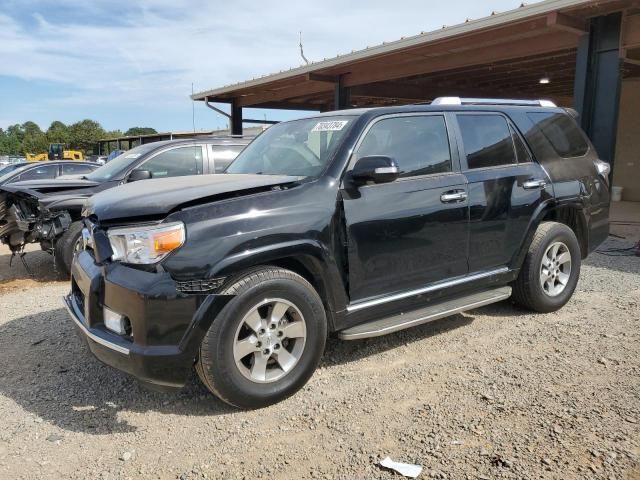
[0,163,26,177]
[85,143,159,182]
[226,116,356,177]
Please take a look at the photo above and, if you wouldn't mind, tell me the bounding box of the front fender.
[211,239,348,321]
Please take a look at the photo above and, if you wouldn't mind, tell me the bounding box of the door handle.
[523,179,547,190]
[440,190,467,203]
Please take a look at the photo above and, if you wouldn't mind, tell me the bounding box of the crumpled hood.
[85,173,302,221]
[1,178,100,197]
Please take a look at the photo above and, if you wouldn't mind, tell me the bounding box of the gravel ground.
[0,229,638,480]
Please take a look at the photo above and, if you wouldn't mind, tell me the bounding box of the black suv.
[65,98,610,409]
[0,136,251,275]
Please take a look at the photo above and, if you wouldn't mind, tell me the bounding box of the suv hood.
[85,174,302,221]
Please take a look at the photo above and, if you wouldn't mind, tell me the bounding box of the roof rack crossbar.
[432,97,556,107]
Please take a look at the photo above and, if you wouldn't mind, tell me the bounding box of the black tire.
[512,221,581,313]
[196,267,327,409]
[54,221,83,279]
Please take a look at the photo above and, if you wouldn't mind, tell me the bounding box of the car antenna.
[299,32,310,65]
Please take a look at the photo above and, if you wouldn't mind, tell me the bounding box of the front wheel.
[512,221,581,313]
[196,267,327,409]
[54,221,84,279]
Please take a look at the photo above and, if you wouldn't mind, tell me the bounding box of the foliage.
[0,120,156,156]
[125,127,157,136]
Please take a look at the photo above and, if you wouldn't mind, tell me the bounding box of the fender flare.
[210,240,348,330]
[511,199,589,270]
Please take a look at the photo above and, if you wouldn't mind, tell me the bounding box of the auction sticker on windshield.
[311,120,349,132]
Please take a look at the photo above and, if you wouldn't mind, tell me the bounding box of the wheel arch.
[212,241,347,332]
[512,200,590,271]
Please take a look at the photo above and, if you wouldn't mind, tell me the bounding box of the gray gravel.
[0,231,638,480]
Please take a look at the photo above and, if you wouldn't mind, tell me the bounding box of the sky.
[0,0,543,133]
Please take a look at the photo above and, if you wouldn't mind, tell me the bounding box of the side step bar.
[338,287,512,340]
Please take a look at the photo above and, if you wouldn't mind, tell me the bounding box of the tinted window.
[211,145,245,173]
[357,115,451,177]
[457,114,516,169]
[62,163,97,175]
[15,164,58,181]
[142,146,204,178]
[527,112,589,158]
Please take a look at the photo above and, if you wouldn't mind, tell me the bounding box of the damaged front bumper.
[65,249,234,389]
[0,189,71,252]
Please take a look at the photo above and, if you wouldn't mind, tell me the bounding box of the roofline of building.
[97,126,266,143]
[192,0,594,101]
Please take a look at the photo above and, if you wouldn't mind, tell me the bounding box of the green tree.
[46,121,71,145]
[124,127,157,136]
[105,129,124,139]
[69,119,107,155]
[21,121,48,155]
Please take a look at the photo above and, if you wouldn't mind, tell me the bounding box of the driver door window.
[142,146,204,178]
[357,115,452,178]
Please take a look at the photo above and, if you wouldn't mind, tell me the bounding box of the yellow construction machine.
[26,143,84,162]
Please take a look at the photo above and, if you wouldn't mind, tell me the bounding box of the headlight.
[594,159,611,178]
[108,222,185,264]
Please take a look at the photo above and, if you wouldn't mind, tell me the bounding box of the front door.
[342,113,469,303]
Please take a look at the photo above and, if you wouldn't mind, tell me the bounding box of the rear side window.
[62,163,96,175]
[211,145,245,173]
[527,112,588,158]
[457,114,516,169]
[357,115,452,177]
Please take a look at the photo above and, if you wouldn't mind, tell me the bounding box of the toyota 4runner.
[65,98,610,409]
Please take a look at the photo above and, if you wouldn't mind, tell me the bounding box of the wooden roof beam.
[547,12,588,35]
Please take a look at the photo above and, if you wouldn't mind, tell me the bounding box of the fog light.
[104,307,128,335]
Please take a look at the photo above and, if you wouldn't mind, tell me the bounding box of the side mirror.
[351,155,399,185]
[128,169,152,182]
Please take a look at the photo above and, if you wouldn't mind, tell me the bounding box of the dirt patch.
[0,236,638,479]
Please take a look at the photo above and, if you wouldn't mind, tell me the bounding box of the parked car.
[64,98,610,409]
[106,149,126,163]
[0,161,100,186]
[0,136,252,275]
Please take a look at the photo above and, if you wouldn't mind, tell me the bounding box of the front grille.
[176,278,225,294]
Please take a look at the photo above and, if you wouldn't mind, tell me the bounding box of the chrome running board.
[338,286,511,340]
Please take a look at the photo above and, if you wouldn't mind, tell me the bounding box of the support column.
[334,76,351,110]
[574,13,623,164]
[230,98,243,135]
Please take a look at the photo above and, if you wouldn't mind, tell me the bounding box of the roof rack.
[432,97,557,107]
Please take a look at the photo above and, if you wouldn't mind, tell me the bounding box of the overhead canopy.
[192,0,640,111]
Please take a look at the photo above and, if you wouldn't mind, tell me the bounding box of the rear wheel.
[196,267,327,409]
[512,221,581,313]
[54,221,83,279]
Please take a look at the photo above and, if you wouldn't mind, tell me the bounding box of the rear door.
[342,113,469,302]
[453,112,551,272]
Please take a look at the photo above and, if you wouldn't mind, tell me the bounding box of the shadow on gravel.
[0,307,236,436]
[0,251,60,283]
[0,300,525,435]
